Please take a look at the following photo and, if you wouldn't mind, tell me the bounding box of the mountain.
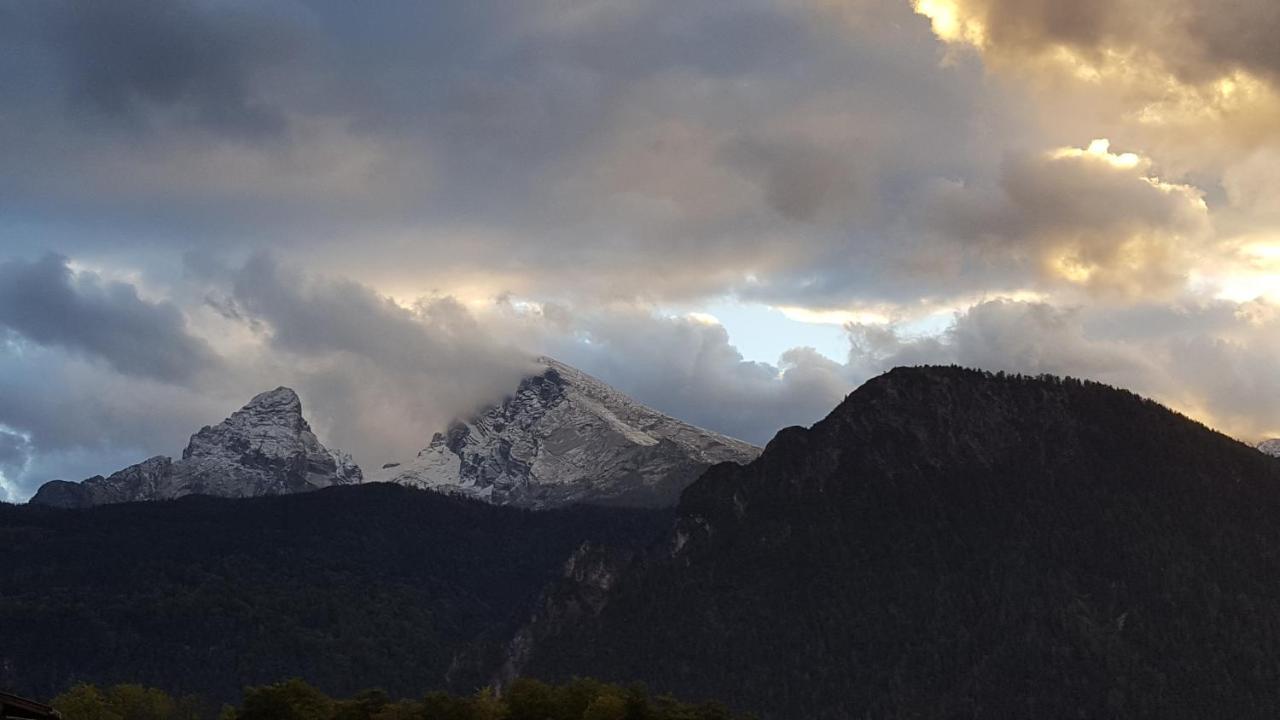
[510,366,1280,719]
[0,484,670,704]
[1260,439,1280,457]
[373,358,760,508]
[30,387,362,508]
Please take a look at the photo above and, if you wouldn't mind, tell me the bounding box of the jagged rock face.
[1260,439,1280,457]
[376,358,760,508]
[485,542,635,693]
[170,387,361,497]
[30,388,361,508]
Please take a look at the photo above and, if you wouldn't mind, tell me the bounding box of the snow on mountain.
[29,387,362,508]
[1260,439,1280,458]
[370,358,761,508]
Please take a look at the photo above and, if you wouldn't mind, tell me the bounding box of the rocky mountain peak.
[182,386,311,462]
[375,357,760,508]
[1261,439,1280,457]
[30,387,361,508]
[236,386,305,424]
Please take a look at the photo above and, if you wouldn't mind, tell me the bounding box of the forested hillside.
[0,484,670,704]
[521,367,1280,719]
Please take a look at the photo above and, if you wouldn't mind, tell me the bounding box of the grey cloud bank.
[0,254,218,383]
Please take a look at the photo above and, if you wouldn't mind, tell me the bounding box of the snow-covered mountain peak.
[1260,439,1280,458]
[30,386,361,508]
[183,386,313,462]
[378,357,761,508]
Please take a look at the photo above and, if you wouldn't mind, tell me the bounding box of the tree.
[51,684,123,720]
[582,694,626,720]
[504,679,556,720]
[106,685,176,720]
[334,689,390,720]
[237,679,334,720]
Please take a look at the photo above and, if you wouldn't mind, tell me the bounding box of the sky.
[1,0,1278,501]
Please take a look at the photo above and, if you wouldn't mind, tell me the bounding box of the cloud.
[1158,303,1280,437]
[904,0,1280,174]
[847,298,1280,440]
[222,254,538,463]
[40,0,295,137]
[0,253,219,383]
[918,141,1211,296]
[520,305,856,444]
[0,427,32,502]
[845,300,1148,384]
[0,341,232,500]
[719,133,861,223]
[0,0,1263,312]
[0,0,1014,307]
[910,0,1280,87]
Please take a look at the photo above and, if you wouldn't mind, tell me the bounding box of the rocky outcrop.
[492,543,635,690]
[374,358,760,508]
[30,387,361,508]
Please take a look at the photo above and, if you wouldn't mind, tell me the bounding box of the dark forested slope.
[519,366,1280,719]
[0,484,669,705]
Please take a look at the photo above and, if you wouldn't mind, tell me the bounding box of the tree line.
[48,678,750,720]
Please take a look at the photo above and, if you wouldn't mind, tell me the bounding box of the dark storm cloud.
[1188,2,1280,85]
[40,0,292,136]
[0,0,1004,304]
[0,0,1255,310]
[720,134,860,222]
[0,253,218,383]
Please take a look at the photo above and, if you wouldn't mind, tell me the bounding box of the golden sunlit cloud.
[1215,275,1280,303]
[1028,139,1211,296]
[1051,139,1142,170]
[1204,237,1280,303]
[911,0,985,46]
[1242,242,1280,262]
[909,0,1280,171]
